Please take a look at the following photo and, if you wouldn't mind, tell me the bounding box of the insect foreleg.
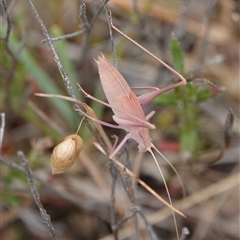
[145,111,155,121]
[109,134,130,159]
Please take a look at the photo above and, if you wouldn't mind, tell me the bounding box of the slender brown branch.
[79,3,90,30]
[109,162,118,240]
[41,1,110,45]
[89,0,110,28]
[1,0,11,41]
[1,0,25,110]
[137,208,159,240]
[78,1,110,62]
[17,151,58,240]
[25,0,75,99]
[41,29,85,44]
[105,7,117,69]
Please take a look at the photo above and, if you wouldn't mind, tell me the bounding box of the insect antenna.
[148,147,180,240]
[151,144,186,198]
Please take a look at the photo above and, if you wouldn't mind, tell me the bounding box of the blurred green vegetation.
[154,37,215,158]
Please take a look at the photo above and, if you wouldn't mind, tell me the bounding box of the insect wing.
[97,55,132,118]
[121,90,146,122]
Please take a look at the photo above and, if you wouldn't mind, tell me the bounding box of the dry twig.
[17,151,58,240]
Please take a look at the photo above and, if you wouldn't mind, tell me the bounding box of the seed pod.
[51,134,83,174]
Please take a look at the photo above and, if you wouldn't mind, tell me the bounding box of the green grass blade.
[4,29,75,126]
[170,37,184,73]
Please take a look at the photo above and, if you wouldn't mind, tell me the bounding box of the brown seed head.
[51,134,83,174]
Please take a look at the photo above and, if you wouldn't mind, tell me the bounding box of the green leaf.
[4,169,28,186]
[153,92,177,105]
[170,37,184,73]
[4,194,20,208]
[196,88,214,102]
[180,127,198,154]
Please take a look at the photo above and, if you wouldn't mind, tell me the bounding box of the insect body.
[96,55,154,158]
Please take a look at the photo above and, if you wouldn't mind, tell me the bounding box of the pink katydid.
[75,14,187,239]
[78,14,186,159]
